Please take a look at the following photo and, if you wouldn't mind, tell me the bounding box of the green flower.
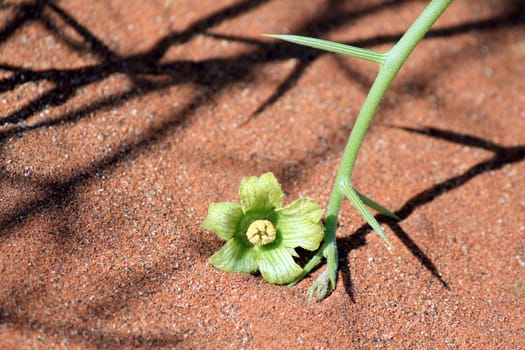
[203,173,325,284]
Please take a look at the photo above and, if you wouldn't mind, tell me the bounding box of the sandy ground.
[0,0,524,348]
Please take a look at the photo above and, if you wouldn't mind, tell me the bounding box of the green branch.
[277,0,452,301]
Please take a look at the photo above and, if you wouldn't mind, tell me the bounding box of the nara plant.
[204,0,452,301]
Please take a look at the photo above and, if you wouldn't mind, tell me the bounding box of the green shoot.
[271,0,452,300]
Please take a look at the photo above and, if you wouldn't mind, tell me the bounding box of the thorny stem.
[287,0,453,300]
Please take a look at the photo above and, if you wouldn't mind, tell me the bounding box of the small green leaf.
[256,245,302,284]
[239,172,284,213]
[202,202,243,241]
[341,181,392,247]
[276,198,324,251]
[209,239,258,273]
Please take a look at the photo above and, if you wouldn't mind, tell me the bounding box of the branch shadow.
[337,126,525,300]
[0,1,48,46]
[0,90,203,234]
[208,0,525,121]
[0,0,271,127]
[3,0,522,134]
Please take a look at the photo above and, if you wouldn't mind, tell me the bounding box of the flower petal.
[202,202,243,240]
[210,239,258,273]
[239,173,284,213]
[256,245,303,284]
[276,198,324,251]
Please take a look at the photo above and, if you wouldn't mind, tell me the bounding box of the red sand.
[0,1,524,348]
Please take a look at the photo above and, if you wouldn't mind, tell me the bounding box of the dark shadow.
[391,126,525,220]
[338,228,367,302]
[387,220,449,289]
[45,1,121,61]
[0,1,49,45]
[426,2,525,40]
[337,125,525,298]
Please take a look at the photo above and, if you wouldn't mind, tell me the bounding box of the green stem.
[306,0,452,298]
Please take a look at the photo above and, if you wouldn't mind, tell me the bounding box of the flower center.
[246,220,276,246]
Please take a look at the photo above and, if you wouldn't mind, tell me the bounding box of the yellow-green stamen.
[246,220,276,246]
